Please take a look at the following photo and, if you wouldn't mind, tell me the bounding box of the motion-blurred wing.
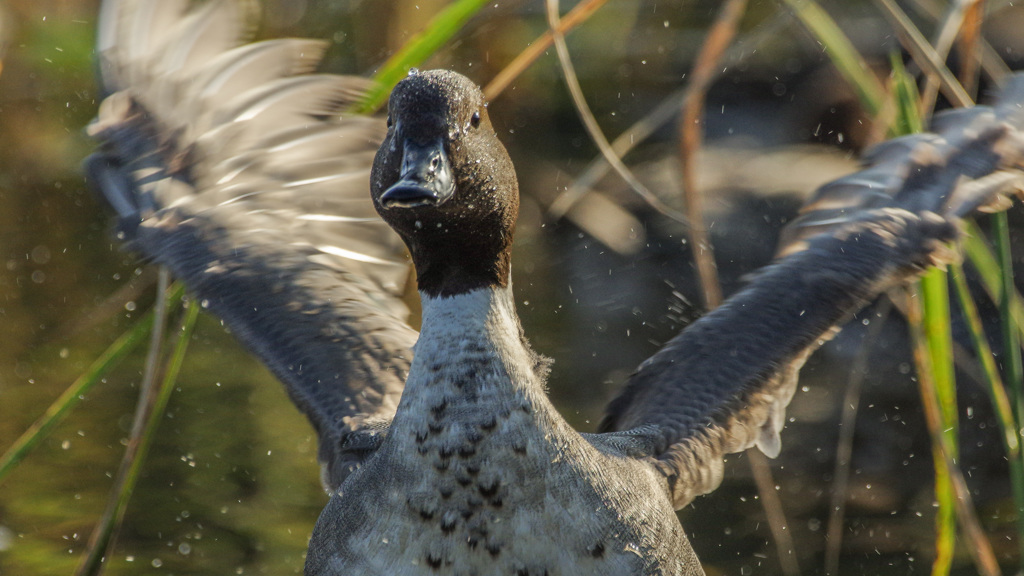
[600,77,1024,508]
[86,0,416,490]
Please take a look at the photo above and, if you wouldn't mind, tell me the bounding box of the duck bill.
[380,137,455,209]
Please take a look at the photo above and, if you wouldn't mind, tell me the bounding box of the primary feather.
[87,0,415,491]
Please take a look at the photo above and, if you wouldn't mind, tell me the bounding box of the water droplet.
[31,245,51,264]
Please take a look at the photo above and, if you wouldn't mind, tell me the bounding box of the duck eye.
[470,111,481,129]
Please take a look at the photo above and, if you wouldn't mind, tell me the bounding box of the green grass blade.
[950,263,1019,455]
[992,210,1024,563]
[994,211,1024,413]
[353,0,491,114]
[0,283,186,485]
[962,223,1024,341]
[780,0,886,115]
[920,270,957,441]
[890,52,923,134]
[919,268,958,576]
[893,54,957,576]
[75,291,201,576]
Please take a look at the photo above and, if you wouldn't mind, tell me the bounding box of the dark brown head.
[371,69,519,298]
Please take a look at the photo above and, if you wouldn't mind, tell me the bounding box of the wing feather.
[86,0,413,490]
[600,77,1024,508]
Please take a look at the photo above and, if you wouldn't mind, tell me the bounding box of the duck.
[84,0,1024,574]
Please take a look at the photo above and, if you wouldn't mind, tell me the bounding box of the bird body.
[307,286,699,575]
[306,69,704,572]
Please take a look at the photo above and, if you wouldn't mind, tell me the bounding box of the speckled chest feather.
[304,287,702,576]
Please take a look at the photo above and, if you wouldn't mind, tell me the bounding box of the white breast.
[310,286,683,575]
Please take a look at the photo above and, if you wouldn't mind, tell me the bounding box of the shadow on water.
[1,0,1022,574]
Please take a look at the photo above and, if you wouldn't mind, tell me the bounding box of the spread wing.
[600,76,1024,508]
[85,0,417,491]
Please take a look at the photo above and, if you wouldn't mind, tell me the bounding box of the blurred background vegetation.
[1,0,1023,574]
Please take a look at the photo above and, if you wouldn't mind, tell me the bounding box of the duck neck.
[409,233,513,298]
[419,283,537,381]
[398,284,549,411]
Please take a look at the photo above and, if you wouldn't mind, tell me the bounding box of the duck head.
[371,69,519,298]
